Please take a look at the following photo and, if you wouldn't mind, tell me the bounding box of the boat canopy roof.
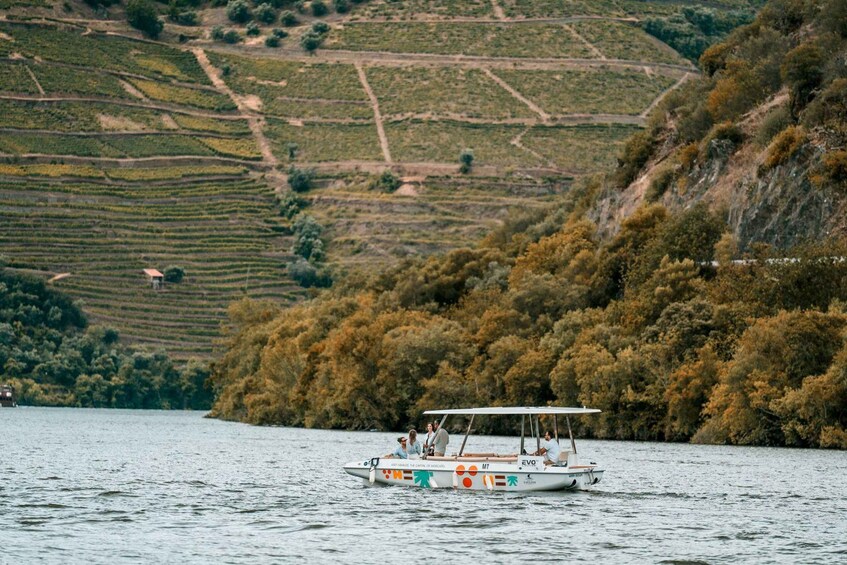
[423,406,600,416]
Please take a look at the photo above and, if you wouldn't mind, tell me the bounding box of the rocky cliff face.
[590,0,847,250]
[591,121,845,250]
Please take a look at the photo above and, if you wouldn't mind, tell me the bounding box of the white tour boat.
[343,407,604,492]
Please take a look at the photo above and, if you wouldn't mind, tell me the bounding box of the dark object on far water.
[0,384,16,407]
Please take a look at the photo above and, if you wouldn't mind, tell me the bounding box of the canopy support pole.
[535,415,541,454]
[566,416,576,454]
[520,415,526,455]
[529,415,535,449]
[458,414,475,457]
[554,414,559,446]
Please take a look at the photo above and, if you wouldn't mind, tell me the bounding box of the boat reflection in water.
[344,407,603,492]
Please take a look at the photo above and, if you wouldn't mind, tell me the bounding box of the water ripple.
[2,407,846,563]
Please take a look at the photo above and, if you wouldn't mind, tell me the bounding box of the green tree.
[288,167,315,192]
[280,10,297,26]
[253,2,277,24]
[311,0,327,16]
[300,31,323,52]
[697,310,845,446]
[223,29,241,43]
[226,0,251,23]
[459,148,474,174]
[286,142,299,160]
[782,42,825,113]
[613,130,655,188]
[164,265,185,283]
[126,0,164,38]
[370,170,401,192]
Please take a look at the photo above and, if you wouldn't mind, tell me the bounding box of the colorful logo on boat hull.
[455,465,478,488]
[382,469,413,481]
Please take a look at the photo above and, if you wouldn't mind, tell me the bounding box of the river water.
[2,408,846,564]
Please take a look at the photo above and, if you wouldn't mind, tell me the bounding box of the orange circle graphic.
[462,477,472,488]
[468,466,478,476]
[456,465,465,476]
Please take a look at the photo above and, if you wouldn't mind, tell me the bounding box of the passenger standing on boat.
[423,423,435,456]
[534,431,560,465]
[387,437,408,459]
[406,429,422,459]
[432,420,449,456]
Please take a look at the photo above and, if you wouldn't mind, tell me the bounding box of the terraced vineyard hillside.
[0,166,300,358]
[0,0,760,358]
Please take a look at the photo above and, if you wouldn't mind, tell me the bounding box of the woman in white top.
[422,422,434,456]
[406,429,422,459]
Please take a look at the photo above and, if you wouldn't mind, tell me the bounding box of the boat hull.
[343,457,602,492]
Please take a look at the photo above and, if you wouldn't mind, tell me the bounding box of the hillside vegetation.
[208,0,847,449]
[0,0,758,359]
[0,268,212,408]
[209,185,847,448]
[595,0,847,248]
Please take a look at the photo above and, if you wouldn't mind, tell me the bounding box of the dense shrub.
[644,7,753,62]
[677,142,700,170]
[459,148,474,174]
[782,43,825,113]
[803,79,847,139]
[168,3,200,26]
[821,0,847,38]
[758,0,808,34]
[280,10,297,26]
[292,214,325,261]
[764,125,806,169]
[756,104,793,146]
[288,258,332,288]
[278,192,306,219]
[614,130,656,188]
[312,21,330,34]
[126,0,164,38]
[223,29,242,43]
[226,0,251,23]
[815,150,847,190]
[288,167,315,192]
[300,31,323,52]
[370,170,401,192]
[311,0,328,16]
[701,121,744,159]
[164,265,185,283]
[253,3,277,24]
[645,166,675,203]
[285,142,298,160]
[700,42,731,77]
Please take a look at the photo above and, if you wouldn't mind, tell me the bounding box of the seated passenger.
[386,436,408,459]
[406,429,422,459]
[533,430,561,465]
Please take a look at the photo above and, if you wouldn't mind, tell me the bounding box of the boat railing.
[427,454,519,462]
